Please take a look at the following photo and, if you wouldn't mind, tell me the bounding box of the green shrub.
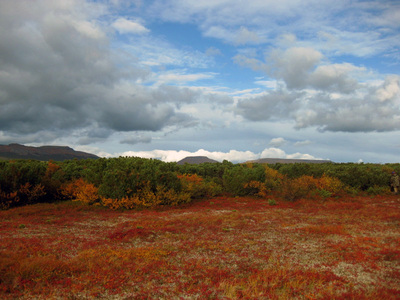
[366,185,391,196]
[316,189,332,199]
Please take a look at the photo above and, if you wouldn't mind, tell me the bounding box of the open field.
[1,195,400,299]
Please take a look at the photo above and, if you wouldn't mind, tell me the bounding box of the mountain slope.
[0,144,99,161]
[177,156,219,165]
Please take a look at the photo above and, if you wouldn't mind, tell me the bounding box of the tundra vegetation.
[0,158,399,298]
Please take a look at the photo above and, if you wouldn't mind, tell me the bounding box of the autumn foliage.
[0,157,399,210]
[61,178,100,205]
[1,195,399,298]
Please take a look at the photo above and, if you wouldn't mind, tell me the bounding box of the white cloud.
[254,80,278,89]
[112,17,149,34]
[118,147,319,163]
[376,75,400,102]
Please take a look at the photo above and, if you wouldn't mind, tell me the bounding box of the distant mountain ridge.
[0,144,99,161]
[177,156,219,165]
[246,158,332,164]
[177,156,331,165]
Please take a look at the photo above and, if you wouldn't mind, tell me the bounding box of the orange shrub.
[280,175,318,201]
[178,173,216,199]
[61,178,100,205]
[177,173,203,184]
[45,161,61,177]
[243,180,269,198]
[280,174,345,201]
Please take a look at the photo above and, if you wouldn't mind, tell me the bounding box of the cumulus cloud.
[119,147,320,163]
[376,75,400,102]
[0,0,206,144]
[235,44,400,132]
[268,47,323,90]
[237,75,400,132]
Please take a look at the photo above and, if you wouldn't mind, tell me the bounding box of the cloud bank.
[235,47,400,132]
[119,148,320,163]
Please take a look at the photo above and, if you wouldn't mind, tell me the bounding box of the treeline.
[0,157,398,210]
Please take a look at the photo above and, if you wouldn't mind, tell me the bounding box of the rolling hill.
[0,144,99,161]
[177,156,219,165]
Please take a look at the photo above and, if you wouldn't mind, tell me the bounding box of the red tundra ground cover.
[1,195,400,299]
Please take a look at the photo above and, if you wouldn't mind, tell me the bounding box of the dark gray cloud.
[236,89,302,121]
[0,0,200,144]
[120,135,152,145]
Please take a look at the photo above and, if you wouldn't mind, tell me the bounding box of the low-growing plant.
[0,195,399,298]
[366,185,391,196]
[316,189,332,199]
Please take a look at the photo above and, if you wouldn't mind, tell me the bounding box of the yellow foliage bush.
[101,182,191,210]
[264,166,283,190]
[280,174,345,201]
[61,178,100,205]
[177,173,217,199]
[316,174,344,195]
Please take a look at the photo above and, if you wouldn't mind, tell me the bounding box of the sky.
[0,0,399,163]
